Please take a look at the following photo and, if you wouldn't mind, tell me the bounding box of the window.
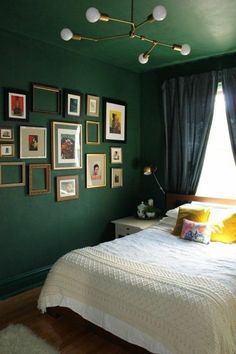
[196,84,236,199]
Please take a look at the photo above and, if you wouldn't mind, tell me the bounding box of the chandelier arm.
[135,19,150,31]
[96,33,130,41]
[72,34,98,42]
[108,17,134,27]
[146,42,158,56]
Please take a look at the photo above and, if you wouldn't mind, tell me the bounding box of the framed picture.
[52,121,82,170]
[0,144,15,157]
[32,83,61,115]
[64,89,82,118]
[110,147,122,164]
[86,153,106,188]
[29,164,51,196]
[0,127,14,141]
[5,88,29,121]
[103,97,127,142]
[111,168,123,188]
[20,126,47,159]
[86,121,100,145]
[0,162,25,188]
[86,94,100,117]
[56,175,79,201]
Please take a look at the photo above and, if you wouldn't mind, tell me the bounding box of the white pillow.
[166,203,192,218]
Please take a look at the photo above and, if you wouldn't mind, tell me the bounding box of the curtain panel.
[162,71,218,194]
[221,68,236,164]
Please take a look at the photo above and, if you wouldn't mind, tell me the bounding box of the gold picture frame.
[111,168,123,188]
[0,127,14,141]
[86,121,100,145]
[0,162,25,188]
[56,175,79,201]
[0,144,15,157]
[110,147,122,164]
[86,153,106,189]
[29,164,51,195]
[32,83,61,114]
[20,126,47,159]
[86,94,100,117]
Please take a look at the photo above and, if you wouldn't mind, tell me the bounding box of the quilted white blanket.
[38,247,236,354]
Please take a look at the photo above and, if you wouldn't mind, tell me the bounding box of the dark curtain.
[221,68,236,164]
[162,71,218,194]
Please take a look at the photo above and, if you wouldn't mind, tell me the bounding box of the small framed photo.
[56,175,79,201]
[103,97,127,142]
[111,168,123,188]
[0,127,14,141]
[20,126,47,159]
[52,121,82,170]
[86,121,100,145]
[0,144,15,157]
[32,83,61,115]
[64,89,82,118]
[86,153,106,189]
[110,147,122,164]
[0,162,25,188]
[29,164,51,196]
[86,94,100,117]
[5,88,29,121]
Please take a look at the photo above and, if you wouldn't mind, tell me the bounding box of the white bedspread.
[38,218,236,354]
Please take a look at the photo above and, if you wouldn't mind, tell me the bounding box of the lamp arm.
[153,172,165,195]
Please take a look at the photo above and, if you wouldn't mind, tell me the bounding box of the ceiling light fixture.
[60,1,191,65]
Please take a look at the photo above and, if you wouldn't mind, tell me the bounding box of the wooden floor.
[0,288,149,354]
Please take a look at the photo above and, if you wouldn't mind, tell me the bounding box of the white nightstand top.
[111,216,159,230]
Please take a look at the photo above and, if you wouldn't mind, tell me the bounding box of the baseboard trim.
[0,265,51,300]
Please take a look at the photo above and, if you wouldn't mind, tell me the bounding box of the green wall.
[0,30,141,298]
[140,52,236,211]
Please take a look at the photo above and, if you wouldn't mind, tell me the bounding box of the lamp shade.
[152,5,167,21]
[60,28,73,41]
[86,7,101,23]
[181,44,191,56]
[138,53,149,64]
[143,166,152,175]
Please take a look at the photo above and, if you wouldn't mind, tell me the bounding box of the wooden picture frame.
[32,83,61,114]
[0,127,14,141]
[86,94,100,117]
[20,126,47,159]
[56,175,79,201]
[5,88,29,121]
[0,144,15,158]
[63,89,82,118]
[86,121,100,145]
[86,153,106,189]
[0,162,25,188]
[103,97,127,142]
[29,164,51,196]
[51,121,82,170]
[111,168,123,188]
[110,147,122,164]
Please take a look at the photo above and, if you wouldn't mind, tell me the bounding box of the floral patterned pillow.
[180,218,211,244]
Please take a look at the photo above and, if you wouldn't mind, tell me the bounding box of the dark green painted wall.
[0,30,141,298]
[140,52,236,211]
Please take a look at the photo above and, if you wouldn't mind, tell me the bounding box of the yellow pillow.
[172,206,211,236]
[211,212,236,243]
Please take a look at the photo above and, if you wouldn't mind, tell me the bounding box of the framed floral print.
[86,153,106,188]
[52,121,82,170]
[103,97,127,142]
[5,88,29,121]
[20,126,47,159]
[63,89,82,118]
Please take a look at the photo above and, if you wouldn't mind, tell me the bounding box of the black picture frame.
[4,88,29,121]
[63,89,82,118]
[103,97,127,143]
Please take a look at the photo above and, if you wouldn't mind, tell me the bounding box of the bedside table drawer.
[115,224,140,238]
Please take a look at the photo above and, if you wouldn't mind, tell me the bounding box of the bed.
[38,194,236,354]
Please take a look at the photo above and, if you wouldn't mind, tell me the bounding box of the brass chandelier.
[60,1,191,65]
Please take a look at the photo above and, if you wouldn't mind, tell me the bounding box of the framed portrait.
[86,121,100,145]
[52,121,82,170]
[103,97,127,142]
[0,162,25,188]
[0,127,14,141]
[110,147,122,164]
[86,94,100,117]
[56,175,79,201]
[111,168,123,188]
[32,83,61,115]
[0,144,15,157]
[64,89,82,118]
[29,164,51,196]
[20,126,47,159]
[86,153,106,189]
[5,88,29,121]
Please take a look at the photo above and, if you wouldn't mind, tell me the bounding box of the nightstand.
[111,216,160,238]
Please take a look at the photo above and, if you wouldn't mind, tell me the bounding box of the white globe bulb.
[152,5,167,21]
[138,53,149,64]
[86,7,101,23]
[181,44,191,56]
[60,28,73,41]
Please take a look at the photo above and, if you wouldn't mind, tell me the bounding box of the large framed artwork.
[5,88,29,121]
[51,121,82,170]
[86,153,106,188]
[20,126,47,159]
[103,97,127,142]
[63,89,82,118]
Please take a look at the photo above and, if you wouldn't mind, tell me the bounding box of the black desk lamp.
[143,166,165,195]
